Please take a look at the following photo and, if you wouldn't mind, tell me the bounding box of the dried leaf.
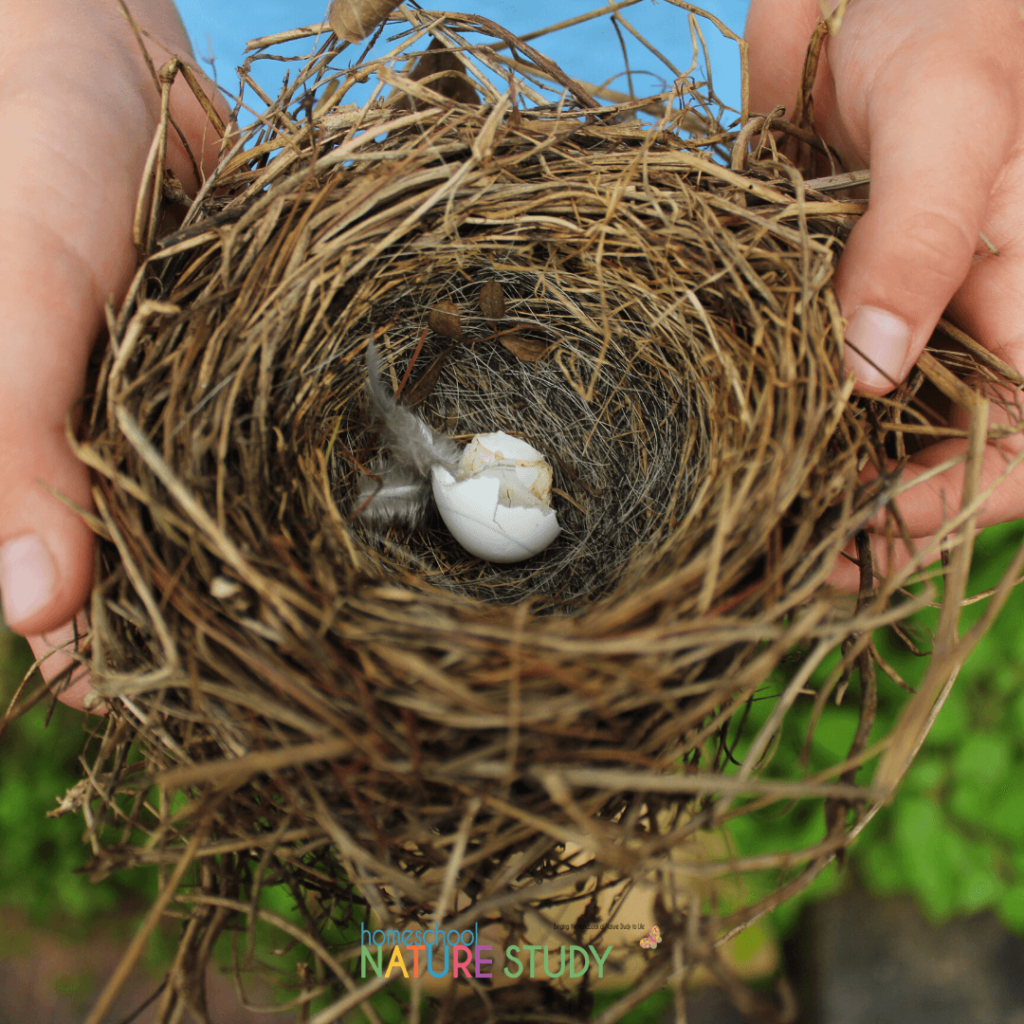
[500,335,548,362]
[400,38,481,108]
[428,300,463,340]
[401,347,452,406]
[479,279,506,322]
[328,0,403,42]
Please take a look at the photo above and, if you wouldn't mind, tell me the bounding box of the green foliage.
[0,632,156,930]
[590,989,672,1023]
[725,520,1024,936]
[854,521,1024,929]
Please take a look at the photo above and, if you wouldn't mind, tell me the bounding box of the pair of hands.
[1,0,1022,712]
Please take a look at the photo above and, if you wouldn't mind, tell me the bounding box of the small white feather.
[365,339,460,476]
[356,465,432,526]
[356,338,461,524]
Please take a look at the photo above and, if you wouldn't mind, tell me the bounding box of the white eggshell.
[463,431,543,467]
[459,431,553,505]
[431,438,561,563]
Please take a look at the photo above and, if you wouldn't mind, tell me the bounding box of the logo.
[358,922,614,980]
[639,926,661,949]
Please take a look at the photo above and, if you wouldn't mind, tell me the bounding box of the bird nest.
[29,5,1024,1023]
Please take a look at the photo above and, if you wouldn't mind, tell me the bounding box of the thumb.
[0,217,100,637]
[0,4,227,642]
[830,38,1016,393]
[0,55,131,639]
[0,444,94,639]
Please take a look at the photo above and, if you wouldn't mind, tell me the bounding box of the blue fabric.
[175,0,750,116]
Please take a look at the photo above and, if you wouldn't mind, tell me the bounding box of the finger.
[828,4,1023,392]
[744,0,861,175]
[153,40,233,192]
[945,170,1024,373]
[829,370,1024,589]
[0,199,106,637]
[0,78,133,636]
[0,10,225,639]
[743,0,821,116]
[825,421,1024,589]
[826,432,1024,594]
[26,613,103,715]
[887,436,1024,536]
[826,530,955,592]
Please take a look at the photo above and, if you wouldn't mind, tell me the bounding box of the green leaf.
[727,804,824,859]
[893,797,956,921]
[893,796,945,852]
[926,685,970,745]
[859,839,906,896]
[808,707,860,766]
[959,867,1003,915]
[591,990,673,1024]
[948,781,995,830]
[951,732,1013,790]
[1011,691,1024,737]
[902,756,946,793]
[987,787,1024,843]
[997,883,1024,933]
[936,825,979,878]
[260,882,302,923]
[991,664,1023,696]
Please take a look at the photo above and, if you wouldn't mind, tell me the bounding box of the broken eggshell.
[431,431,560,562]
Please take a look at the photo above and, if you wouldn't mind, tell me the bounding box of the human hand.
[745,0,1024,588]
[0,0,225,710]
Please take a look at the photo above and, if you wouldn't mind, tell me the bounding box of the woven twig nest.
[46,6,1024,1023]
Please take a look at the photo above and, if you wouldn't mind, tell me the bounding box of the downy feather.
[365,338,461,476]
[357,338,461,524]
[356,465,433,526]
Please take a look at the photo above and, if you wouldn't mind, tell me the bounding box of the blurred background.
[4,2,1024,1021]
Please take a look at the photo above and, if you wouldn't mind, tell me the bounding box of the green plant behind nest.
[0,631,139,928]
[854,520,1024,931]
[726,519,1024,937]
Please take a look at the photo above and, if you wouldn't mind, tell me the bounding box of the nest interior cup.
[59,4,1022,1022]
[337,262,704,610]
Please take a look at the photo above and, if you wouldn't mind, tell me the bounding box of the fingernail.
[82,690,103,711]
[0,534,57,626]
[845,306,911,389]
